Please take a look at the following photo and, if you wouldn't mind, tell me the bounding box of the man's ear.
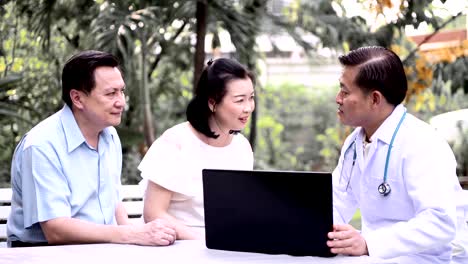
[371,90,383,106]
[70,89,85,110]
[208,98,216,113]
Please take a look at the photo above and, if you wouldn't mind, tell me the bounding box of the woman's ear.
[208,98,216,113]
[70,89,84,110]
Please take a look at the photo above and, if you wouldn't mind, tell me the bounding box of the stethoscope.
[341,110,407,196]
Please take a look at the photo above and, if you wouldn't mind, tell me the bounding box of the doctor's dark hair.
[62,50,122,108]
[186,58,254,139]
[338,46,407,106]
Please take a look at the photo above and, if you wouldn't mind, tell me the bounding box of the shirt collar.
[99,127,113,150]
[370,104,407,145]
[59,105,113,152]
[60,105,86,153]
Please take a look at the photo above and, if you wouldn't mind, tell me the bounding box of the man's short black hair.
[338,46,407,106]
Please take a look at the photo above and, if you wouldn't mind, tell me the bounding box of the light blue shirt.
[7,105,122,245]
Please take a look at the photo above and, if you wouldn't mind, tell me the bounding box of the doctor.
[327,46,468,264]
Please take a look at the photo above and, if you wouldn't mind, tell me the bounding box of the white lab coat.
[332,104,468,264]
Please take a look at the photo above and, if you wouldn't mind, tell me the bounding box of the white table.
[0,240,396,264]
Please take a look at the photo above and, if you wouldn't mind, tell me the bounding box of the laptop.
[202,169,335,257]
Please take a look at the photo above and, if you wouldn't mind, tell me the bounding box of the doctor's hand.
[327,224,368,256]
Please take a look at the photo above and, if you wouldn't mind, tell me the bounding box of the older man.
[7,51,176,247]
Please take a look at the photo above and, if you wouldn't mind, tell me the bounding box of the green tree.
[255,82,338,171]
[1,0,467,186]
[0,1,67,186]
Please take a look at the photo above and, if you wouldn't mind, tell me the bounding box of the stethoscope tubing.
[342,110,407,196]
[383,111,407,183]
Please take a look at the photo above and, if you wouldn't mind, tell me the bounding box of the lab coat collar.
[371,104,407,146]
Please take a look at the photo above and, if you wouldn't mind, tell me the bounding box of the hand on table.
[136,218,177,246]
[327,224,368,256]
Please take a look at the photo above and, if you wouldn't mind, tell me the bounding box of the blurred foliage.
[287,0,468,177]
[405,76,468,177]
[1,0,467,188]
[0,2,65,186]
[389,34,467,111]
[0,0,264,185]
[254,82,339,172]
[388,34,435,103]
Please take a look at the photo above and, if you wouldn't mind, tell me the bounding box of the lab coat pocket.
[363,176,413,223]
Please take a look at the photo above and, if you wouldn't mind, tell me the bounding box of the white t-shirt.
[138,122,254,228]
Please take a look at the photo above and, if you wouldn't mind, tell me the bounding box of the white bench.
[0,185,144,247]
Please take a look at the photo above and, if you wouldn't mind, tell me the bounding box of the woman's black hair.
[186,58,254,138]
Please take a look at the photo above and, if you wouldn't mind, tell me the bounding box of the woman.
[138,58,255,239]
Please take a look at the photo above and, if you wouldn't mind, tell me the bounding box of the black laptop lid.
[202,169,335,257]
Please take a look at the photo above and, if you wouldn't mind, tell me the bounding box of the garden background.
[1,0,467,188]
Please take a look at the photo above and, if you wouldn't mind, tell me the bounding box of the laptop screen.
[202,169,335,257]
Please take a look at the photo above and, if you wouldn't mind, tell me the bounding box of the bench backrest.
[0,185,144,245]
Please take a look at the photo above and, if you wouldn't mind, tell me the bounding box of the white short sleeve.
[138,127,197,197]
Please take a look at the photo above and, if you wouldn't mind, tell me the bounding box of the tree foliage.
[1,0,467,187]
[0,1,66,186]
[254,82,339,171]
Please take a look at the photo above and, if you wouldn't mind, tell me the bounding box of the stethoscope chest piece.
[378,182,391,196]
